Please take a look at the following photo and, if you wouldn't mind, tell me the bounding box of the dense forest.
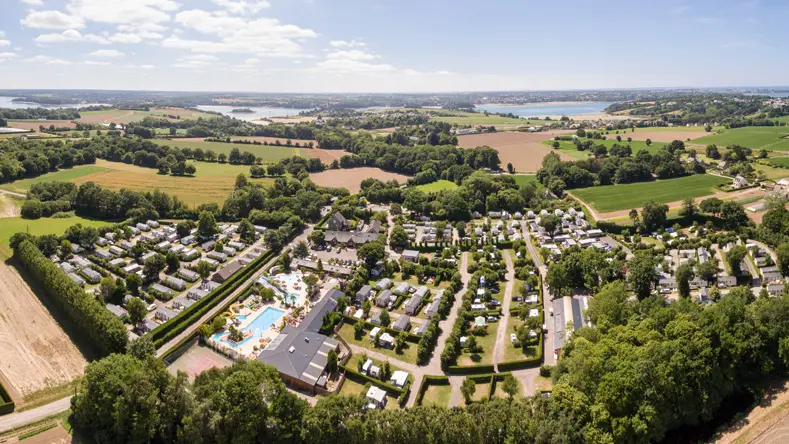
[604,94,765,125]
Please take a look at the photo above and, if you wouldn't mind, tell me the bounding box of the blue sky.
[0,0,785,92]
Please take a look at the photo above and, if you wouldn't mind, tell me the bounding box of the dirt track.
[0,195,20,218]
[0,262,86,400]
[457,130,575,173]
[309,167,409,193]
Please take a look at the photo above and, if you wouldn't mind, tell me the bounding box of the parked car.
[147,303,157,312]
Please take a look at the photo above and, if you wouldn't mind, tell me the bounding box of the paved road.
[493,250,516,371]
[521,221,555,365]
[156,226,313,357]
[0,396,72,433]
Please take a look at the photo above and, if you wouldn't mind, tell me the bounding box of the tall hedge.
[14,240,128,356]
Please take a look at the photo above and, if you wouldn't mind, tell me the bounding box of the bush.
[20,199,43,219]
[539,364,554,378]
[14,240,127,355]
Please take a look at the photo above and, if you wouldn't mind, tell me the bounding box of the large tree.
[640,200,669,232]
[726,245,748,275]
[627,254,657,300]
[197,210,219,239]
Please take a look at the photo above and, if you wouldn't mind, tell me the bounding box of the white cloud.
[0,53,18,61]
[0,31,8,47]
[326,50,378,61]
[84,60,110,66]
[88,49,125,57]
[35,29,109,44]
[171,54,219,68]
[21,0,44,5]
[139,64,155,69]
[24,55,72,65]
[65,0,177,26]
[211,0,270,15]
[108,33,143,43]
[162,10,316,57]
[314,50,396,75]
[329,40,365,48]
[21,10,85,29]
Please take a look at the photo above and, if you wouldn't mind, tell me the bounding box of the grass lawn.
[502,317,541,362]
[572,174,730,213]
[0,215,110,259]
[471,381,491,402]
[457,328,496,366]
[493,378,520,398]
[422,383,452,407]
[620,126,723,134]
[692,126,789,151]
[429,109,546,126]
[511,174,540,187]
[338,377,367,397]
[534,374,553,392]
[0,160,273,206]
[338,323,419,365]
[415,180,458,193]
[150,139,312,162]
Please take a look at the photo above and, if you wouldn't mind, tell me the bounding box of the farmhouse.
[256,289,341,394]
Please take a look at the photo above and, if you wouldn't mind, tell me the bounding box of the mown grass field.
[769,157,789,167]
[0,215,110,259]
[511,174,540,188]
[572,174,729,213]
[427,109,551,127]
[691,126,789,151]
[415,180,458,192]
[0,159,273,206]
[627,126,724,133]
[150,139,311,162]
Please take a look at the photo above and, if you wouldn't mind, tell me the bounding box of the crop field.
[310,168,410,193]
[7,120,76,131]
[0,259,88,403]
[754,163,789,180]
[769,157,789,168]
[430,110,551,127]
[0,159,273,206]
[691,126,789,151]
[415,180,458,192]
[150,139,315,163]
[572,174,729,213]
[457,130,574,173]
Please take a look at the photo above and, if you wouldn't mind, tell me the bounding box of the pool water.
[259,272,304,301]
[212,307,285,348]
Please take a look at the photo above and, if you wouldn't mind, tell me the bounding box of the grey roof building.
[356,285,373,303]
[256,289,341,394]
[392,315,411,331]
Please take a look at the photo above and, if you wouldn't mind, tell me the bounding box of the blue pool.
[212,307,285,348]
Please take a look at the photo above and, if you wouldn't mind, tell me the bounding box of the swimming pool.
[259,272,304,302]
[212,307,285,348]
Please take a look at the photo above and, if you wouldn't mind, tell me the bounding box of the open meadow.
[0,215,110,259]
[571,174,730,213]
[415,180,458,193]
[457,130,574,173]
[0,159,273,206]
[691,126,789,151]
[545,138,669,157]
[430,110,551,129]
[309,168,410,193]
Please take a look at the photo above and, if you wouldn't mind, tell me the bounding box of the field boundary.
[0,382,15,416]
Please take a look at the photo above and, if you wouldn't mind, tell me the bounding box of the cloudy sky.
[0,0,785,92]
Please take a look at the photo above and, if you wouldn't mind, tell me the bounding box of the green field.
[769,157,789,167]
[426,109,550,127]
[0,215,110,259]
[621,126,723,133]
[415,180,458,192]
[572,174,729,213]
[151,139,311,162]
[511,174,539,187]
[545,138,668,157]
[0,166,110,194]
[0,160,273,206]
[691,126,789,151]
